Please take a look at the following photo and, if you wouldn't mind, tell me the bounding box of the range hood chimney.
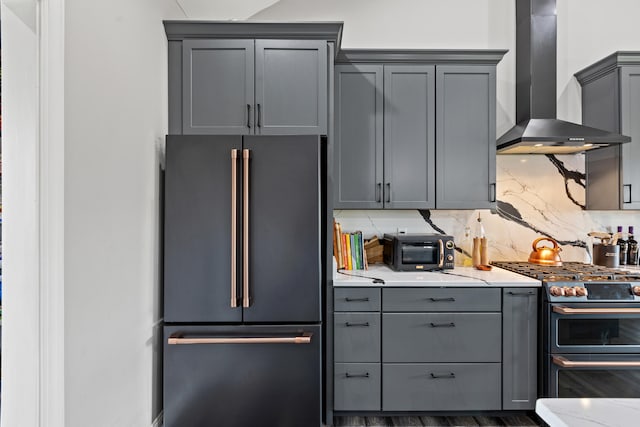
[496,0,630,154]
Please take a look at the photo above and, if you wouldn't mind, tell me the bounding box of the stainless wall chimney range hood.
[496,0,630,154]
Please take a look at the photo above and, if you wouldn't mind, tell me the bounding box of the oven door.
[549,303,640,353]
[547,353,640,398]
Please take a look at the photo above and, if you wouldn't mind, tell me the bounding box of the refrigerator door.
[164,324,321,427]
[164,135,243,323]
[242,135,321,323]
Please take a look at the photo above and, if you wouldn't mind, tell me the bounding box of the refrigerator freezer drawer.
[163,324,321,427]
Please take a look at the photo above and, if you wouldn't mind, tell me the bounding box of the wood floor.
[333,414,544,426]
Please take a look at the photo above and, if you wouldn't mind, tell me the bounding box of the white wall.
[1,3,40,426]
[557,0,640,123]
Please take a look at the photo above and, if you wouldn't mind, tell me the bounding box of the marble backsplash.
[334,154,640,265]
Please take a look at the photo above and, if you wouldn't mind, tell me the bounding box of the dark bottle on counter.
[618,225,629,265]
[629,226,639,266]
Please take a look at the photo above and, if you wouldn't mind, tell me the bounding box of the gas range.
[491,261,640,303]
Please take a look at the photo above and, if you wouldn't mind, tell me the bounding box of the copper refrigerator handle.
[553,306,640,315]
[438,239,444,268]
[168,332,313,345]
[552,355,640,368]
[230,149,238,308]
[242,149,250,308]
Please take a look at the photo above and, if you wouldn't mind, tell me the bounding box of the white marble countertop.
[333,264,541,287]
[536,398,640,427]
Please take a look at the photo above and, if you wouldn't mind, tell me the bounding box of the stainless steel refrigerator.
[163,134,324,427]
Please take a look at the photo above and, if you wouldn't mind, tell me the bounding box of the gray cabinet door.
[182,39,254,135]
[436,65,496,209]
[620,66,640,209]
[502,288,538,410]
[383,65,436,209]
[334,64,384,208]
[255,40,327,135]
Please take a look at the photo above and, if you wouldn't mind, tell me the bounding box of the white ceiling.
[175,0,280,20]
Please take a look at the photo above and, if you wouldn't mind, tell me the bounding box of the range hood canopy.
[497,0,630,154]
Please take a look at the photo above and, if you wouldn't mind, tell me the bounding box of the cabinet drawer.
[382,363,501,411]
[334,313,380,362]
[334,288,381,312]
[383,313,501,362]
[334,363,381,411]
[382,288,500,312]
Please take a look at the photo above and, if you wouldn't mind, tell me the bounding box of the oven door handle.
[552,355,640,368]
[553,306,640,315]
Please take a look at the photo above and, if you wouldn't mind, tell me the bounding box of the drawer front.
[382,288,500,312]
[383,313,501,362]
[334,313,381,362]
[383,363,501,411]
[334,288,381,312]
[334,363,381,411]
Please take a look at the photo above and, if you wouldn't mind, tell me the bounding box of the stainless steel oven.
[491,261,640,399]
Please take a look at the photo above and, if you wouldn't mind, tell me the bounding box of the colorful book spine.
[343,233,352,270]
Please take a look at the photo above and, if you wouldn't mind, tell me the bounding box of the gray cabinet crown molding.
[575,51,640,85]
[163,20,343,52]
[336,49,508,65]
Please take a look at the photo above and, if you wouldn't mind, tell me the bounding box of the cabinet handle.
[430,372,455,379]
[386,183,391,203]
[246,104,251,128]
[345,322,370,327]
[168,332,312,345]
[345,297,370,302]
[429,322,455,328]
[429,297,455,302]
[257,103,262,128]
[376,183,382,203]
[624,184,632,203]
[345,372,370,378]
[508,291,535,295]
[490,182,496,202]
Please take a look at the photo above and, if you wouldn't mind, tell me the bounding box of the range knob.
[563,286,577,297]
[549,286,564,297]
[575,286,588,297]
[633,286,640,297]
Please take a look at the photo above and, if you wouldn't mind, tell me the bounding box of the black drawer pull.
[429,297,455,302]
[430,372,455,379]
[345,297,370,302]
[508,291,535,295]
[429,322,455,328]
[345,322,370,327]
[345,372,370,378]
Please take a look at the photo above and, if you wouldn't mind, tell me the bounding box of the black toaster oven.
[383,233,455,271]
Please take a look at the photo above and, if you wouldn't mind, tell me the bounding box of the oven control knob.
[447,254,454,262]
[575,286,588,297]
[445,240,455,250]
[563,286,577,297]
[633,286,640,297]
[549,286,564,297]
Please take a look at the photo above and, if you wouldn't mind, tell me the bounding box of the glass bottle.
[618,225,629,266]
[628,226,638,266]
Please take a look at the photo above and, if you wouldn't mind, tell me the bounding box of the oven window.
[558,318,640,346]
[402,244,438,265]
[558,369,640,397]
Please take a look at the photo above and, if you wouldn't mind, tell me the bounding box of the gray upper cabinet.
[182,40,254,135]
[576,52,640,210]
[333,50,505,210]
[334,64,384,208]
[165,21,343,136]
[436,65,496,209]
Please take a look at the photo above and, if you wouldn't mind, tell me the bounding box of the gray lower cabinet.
[576,52,640,209]
[502,288,538,410]
[334,363,381,411]
[333,51,505,210]
[177,38,328,135]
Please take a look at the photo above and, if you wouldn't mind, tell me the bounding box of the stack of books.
[333,219,367,270]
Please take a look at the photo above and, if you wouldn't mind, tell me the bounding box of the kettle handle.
[532,237,560,251]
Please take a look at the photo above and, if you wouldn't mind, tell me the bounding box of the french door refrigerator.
[163,134,324,427]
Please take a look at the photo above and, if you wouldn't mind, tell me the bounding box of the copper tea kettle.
[528,237,563,266]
